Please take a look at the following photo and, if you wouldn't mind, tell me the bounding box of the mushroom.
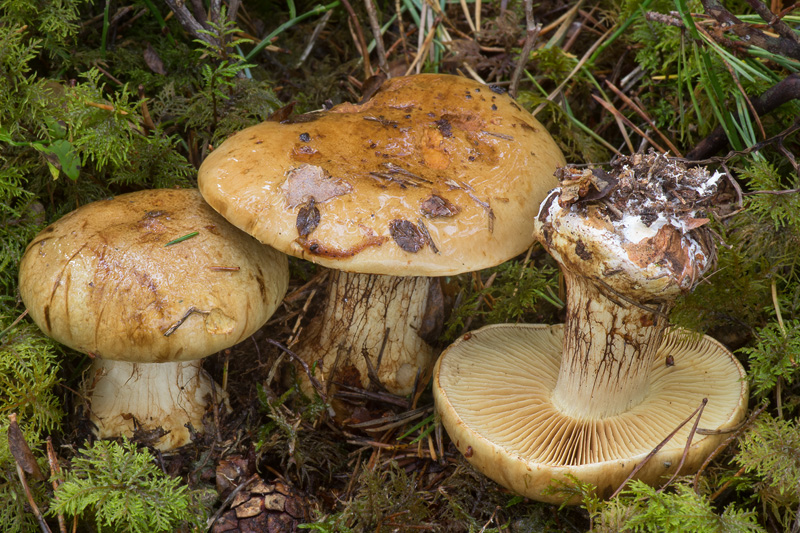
[197,74,565,397]
[433,153,749,503]
[18,189,288,450]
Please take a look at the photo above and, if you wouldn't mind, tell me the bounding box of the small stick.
[205,473,259,532]
[532,27,613,117]
[8,414,51,533]
[604,80,683,156]
[0,309,28,341]
[657,398,707,492]
[404,17,440,76]
[460,272,497,335]
[688,73,800,160]
[287,288,317,348]
[15,463,52,533]
[694,402,767,493]
[591,94,666,154]
[164,0,217,46]
[265,338,327,402]
[295,9,333,68]
[364,0,389,75]
[458,0,477,34]
[163,306,206,336]
[709,464,748,501]
[339,0,372,78]
[593,94,635,153]
[93,64,124,86]
[46,438,68,533]
[610,398,708,499]
[510,0,540,98]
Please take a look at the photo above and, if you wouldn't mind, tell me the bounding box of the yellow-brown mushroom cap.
[434,324,748,504]
[198,74,565,276]
[18,189,288,363]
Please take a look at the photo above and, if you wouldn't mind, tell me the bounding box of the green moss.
[50,438,210,532]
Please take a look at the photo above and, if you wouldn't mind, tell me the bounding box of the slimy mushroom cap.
[197,74,565,275]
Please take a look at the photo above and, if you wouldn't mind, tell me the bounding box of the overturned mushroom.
[434,153,748,503]
[18,189,288,449]
[198,74,565,399]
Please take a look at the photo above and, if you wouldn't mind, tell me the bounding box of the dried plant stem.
[460,272,497,335]
[458,0,476,34]
[8,416,51,533]
[405,17,440,76]
[592,94,635,153]
[657,399,707,492]
[15,462,51,533]
[266,338,327,402]
[710,465,747,501]
[694,402,767,494]
[295,9,333,68]
[364,0,389,74]
[510,0,540,98]
[610,399,708,499]
[604,80,683,156]
[532,27,613,117]
[46,438,67,533]
[0,309,27,341]
[340,0,372,78]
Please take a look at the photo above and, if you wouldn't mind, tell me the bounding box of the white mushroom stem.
[87,359,227,450]
[296,271,437,396]
[552,272,670,419]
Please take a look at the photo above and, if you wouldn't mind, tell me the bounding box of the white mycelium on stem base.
[433,153,748,503]
[88,359,219,444]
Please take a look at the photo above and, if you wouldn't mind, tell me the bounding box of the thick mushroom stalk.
[89,360,222,448]
[554,274,668,418]
[297,272,437,396]
[433,153,748,502]
[537,155,717,418]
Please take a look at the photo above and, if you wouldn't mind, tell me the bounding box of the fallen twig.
[687,74,800,160]
[509,0,540,98]
[265,338,327,403]
[364,0,389,75]
[46,438,67,533]
[694,402,767,494]
[8,414,51,533]
[205,473,259,532]
[610,398,708,499]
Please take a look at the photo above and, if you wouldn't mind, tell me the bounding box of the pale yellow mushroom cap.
[197,74,565,276]
[18,188,288,363]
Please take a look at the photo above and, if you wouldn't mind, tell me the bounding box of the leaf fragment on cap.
[390,219,425,253]
[282,164,352,208]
